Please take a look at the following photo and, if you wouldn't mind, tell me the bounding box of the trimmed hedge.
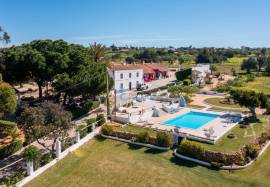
[0,139,23,159]
[101,125,113,136]
[177,140,205,160]
[96,114,106,126]
[77,124,88,138]
[156,131,173,147]
[175,68,191,81]
[177,128,270,167]
[101,126,172,148]
[0,120,17,136]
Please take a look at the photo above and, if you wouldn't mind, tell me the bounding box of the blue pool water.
[164,111,220,129]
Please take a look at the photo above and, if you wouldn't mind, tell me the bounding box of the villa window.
[129,73,132,78]
[120,73,123,79]
[120,83,124,89]
[136,72,139,77]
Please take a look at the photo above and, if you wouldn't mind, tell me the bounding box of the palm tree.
[0,26,11,47]
[2,32,10,45]
[89,42,106,62]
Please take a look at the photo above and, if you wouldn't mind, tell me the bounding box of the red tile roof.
[145,63,169,72]
[108,64,141,71]
[108,63,169,73]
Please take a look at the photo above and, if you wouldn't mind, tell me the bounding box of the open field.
[234,76,270,95]
[26,136,270,187]
[194,115,268,152]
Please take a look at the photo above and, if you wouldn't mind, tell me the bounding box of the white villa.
[191,64,210,85]
[108,64,144,93]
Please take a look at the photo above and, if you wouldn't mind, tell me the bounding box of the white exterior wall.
[192,64,210,76]
[108,69,144,92]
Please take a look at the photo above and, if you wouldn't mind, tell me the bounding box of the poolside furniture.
[162,103,180,113]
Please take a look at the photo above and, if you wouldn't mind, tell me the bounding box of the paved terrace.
[115,99,240,143]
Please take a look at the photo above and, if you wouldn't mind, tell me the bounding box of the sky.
[1,0,270,48]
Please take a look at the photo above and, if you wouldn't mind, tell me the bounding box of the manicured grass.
[26,136,270,187]
[194,115,268,152]
[204,97,242,109]
[112,124,158,137]
[234,76,270,95]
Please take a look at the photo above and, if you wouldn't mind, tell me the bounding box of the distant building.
[191,64,210,85]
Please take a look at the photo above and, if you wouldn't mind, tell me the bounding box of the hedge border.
[174,140,270,170]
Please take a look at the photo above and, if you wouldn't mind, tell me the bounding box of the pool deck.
[114,99,241,144]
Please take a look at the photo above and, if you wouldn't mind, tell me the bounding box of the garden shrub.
[261,131,270,140]
[40,152,53,166]
[96,114,106,126]
[0,139,23,159]
[86,118,96,132]
[92,101,100,110]
[0,120,17,136]
[61,137,75,151]
[23,145,41,162]
[177,140,205,160]
[136,131,150,144]
[77,124,88,138]
[227,133,235,139]
[23,145,41,170]
[210,161,224,169]
[244,143,260,159]
[175,68,191,81]
[2,169,25,186]
[101,124,113,136]
[156,131,173,147]
[183,79,192,86]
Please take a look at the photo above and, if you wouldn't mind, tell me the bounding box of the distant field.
[234,76,270,95]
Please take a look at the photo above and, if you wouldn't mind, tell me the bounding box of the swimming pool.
[164,111,220,129]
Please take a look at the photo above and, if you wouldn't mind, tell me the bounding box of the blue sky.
[1,0,270,47]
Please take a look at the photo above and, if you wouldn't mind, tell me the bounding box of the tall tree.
[17,101,74,153]
[89,42,106,62]
[230,90,260,119]
[241,57,258,73]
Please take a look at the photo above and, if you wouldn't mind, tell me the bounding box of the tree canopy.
[0,77,16,116]
[17,101,74,153]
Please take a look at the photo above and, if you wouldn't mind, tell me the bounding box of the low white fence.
[16,126,101,187]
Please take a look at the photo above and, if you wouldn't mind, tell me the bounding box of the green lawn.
[234,76,270,95]
[26,136,270,187]
[204,97,242,109]
[194,115,268,152]
[112,125,158,137]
